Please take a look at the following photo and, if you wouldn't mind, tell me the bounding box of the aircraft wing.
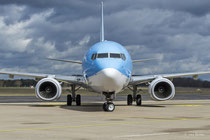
[47,58,82,64]
[0,70,86,86]
[132,58,157,63]
[129,71,210,85]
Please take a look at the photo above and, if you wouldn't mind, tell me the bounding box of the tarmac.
[0,94,210,139]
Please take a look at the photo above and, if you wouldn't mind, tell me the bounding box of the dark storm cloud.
[0,0,210,80]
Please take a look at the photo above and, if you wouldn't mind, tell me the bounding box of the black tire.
[106,103,115,112]
[127,94,133,105]
[136,94,142,106]
[67,94,72,106]
[103,102,108,111]
[76,94,81,106]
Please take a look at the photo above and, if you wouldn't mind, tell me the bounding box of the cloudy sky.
[1,0,210,80]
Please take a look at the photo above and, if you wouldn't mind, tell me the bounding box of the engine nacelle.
[35,78,62,101]
[149,77,175,101]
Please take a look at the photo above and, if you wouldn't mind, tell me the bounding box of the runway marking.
[39,103,66,105]
[103,115,210,120]
[0,94,34,96]
[175,105,204,107]
[115,133,170,138]
[0,102,66,105]
[0,116,210,132]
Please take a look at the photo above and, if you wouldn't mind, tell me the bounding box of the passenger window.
[97,53,108,58]
[91,53,96,60]
[110,53,121,58]
[121,53,126,61]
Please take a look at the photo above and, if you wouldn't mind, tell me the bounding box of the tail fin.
[100,2,104,42]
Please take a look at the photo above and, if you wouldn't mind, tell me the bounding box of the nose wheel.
[103,102,115,112]
[102,92,115,112]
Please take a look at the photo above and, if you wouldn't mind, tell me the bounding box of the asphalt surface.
[0,100,210,140]
[0,93,210,139]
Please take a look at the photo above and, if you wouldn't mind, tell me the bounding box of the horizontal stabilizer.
[47,58,82,64]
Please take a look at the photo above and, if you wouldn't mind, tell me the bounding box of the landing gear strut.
[103,92,115,112]
[67,85,81,106]
[127,85,142,106]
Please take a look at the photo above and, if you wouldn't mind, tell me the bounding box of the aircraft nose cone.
[100,68,126,92]
[102,68,116,80]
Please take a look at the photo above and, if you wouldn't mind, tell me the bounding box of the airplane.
[1,2,210,112]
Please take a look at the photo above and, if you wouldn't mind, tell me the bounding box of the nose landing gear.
[102,92,115,112]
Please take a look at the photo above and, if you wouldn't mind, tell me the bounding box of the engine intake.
[35,78,62,101]
[149,77,175,101]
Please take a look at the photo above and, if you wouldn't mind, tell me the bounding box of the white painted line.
[0,102,66,105]
[116,133,170,138]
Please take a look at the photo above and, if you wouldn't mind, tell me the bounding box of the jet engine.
[148,77,175,101]
[35,78,62,101]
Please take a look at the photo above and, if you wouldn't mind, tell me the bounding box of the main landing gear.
[67,85,81,106]
[103,92,115,112]
[127,85,142,106]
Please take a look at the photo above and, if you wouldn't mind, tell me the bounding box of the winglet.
[100,2,104,42]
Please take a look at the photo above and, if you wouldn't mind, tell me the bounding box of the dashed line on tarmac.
[175,105,204,107]
[115,133,170,138]
[0,102,66,105]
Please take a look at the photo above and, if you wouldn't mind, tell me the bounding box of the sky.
[1,0,210,80]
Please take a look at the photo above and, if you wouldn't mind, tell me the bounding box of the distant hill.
[0,78,210,88]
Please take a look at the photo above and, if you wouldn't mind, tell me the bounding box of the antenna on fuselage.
[100,2,105,42]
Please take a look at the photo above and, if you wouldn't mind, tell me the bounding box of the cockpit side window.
[91,53,96,60]
[110,53,121,58]
[121,53,126,61]
[97,53,108,58]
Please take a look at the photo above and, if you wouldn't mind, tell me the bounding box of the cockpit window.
[91,53,126,61]
[110,53,121,58]
[97,53,108,58]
